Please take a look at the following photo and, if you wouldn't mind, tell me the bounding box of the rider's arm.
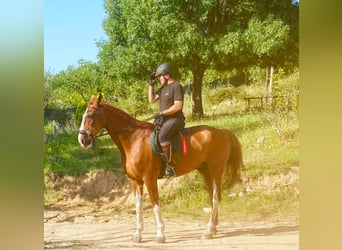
[161,100,183,116]
[148,85,159,103]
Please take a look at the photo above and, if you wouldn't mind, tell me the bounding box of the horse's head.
[78,94,104,149]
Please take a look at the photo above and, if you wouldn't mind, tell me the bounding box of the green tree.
[48,60,103,107]
[44,69,55,109]
[99,0,298,117]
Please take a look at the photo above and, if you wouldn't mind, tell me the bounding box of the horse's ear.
[97,92,103,103]
[89,95,97,104]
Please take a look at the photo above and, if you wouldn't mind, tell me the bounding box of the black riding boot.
[161,146,176,178]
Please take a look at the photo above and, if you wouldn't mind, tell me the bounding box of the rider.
[148,63,185,178]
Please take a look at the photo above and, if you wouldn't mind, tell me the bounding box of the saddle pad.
[150,129,163,155]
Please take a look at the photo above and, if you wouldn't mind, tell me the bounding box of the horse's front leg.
[131,181,144,243]
[144,178,166,243]
[203,180,219,239]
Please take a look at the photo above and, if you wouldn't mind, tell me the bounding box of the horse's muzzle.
[78,130,94,149]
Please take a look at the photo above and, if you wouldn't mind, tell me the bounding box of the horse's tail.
[225,131,243,188]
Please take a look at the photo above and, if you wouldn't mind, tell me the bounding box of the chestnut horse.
[78,94,243,243]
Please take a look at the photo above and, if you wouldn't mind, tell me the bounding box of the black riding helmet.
[155,63,173,77]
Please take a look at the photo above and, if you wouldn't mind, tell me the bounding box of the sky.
[44,0,107,73]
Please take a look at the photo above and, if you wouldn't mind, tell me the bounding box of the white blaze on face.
[78,108,88,147]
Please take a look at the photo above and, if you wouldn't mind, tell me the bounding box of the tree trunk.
[268,66,274,104]
[191,64,205,118]
[263,67,269,104]
[264,66,274,104]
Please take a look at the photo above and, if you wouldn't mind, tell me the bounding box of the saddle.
[150,115,188,156]
[150,128,188,156]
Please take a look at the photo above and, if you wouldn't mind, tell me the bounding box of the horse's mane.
[99,101,153,129]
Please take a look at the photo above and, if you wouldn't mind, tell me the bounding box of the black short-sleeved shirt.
[156,81,184,118]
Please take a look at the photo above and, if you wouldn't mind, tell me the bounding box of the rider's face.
[158,75,167,84]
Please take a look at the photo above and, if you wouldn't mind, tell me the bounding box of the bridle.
[78,105,99,137]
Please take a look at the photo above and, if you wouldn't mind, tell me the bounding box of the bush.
[114,82,152,116]
[206,84,244,105]
[273,68,299,112]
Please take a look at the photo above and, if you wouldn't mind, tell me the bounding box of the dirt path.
[44,213,298,249]
[44,169,299,249]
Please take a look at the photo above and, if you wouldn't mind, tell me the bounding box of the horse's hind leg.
[152,202,166,243]
[198,165,219,239]
[131,180,144,243]
[203,180,220,239]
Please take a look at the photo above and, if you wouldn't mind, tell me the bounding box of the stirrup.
[164,164,175,178]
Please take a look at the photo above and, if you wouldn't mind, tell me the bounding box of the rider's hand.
[149,73,156,86]
[153,111,163,119]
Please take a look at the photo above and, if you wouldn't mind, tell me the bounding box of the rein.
[95,115,155,138]
[95,130,109,138]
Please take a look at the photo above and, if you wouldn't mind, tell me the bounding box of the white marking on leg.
[132,189,143,242]
[211,181,219,231]
[203,181,218,239]
[153,204,165,243]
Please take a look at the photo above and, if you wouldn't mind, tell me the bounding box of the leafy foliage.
[112,81,151,116]
[97,0,298,117]
[45,1,298,119]
[46,60,101,108]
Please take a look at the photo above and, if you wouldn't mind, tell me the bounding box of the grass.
[44,121,121,176]
[220,185,299,222]
[150,168,299,223]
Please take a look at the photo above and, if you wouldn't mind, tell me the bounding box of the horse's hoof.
[202,232,213,240]
[155,236,166,243]
[131,234,142,243]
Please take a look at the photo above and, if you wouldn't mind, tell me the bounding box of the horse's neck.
[103,104,140,135]
[100,103,151,172]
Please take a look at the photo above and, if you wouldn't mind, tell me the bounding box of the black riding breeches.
[158,116,185,146]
